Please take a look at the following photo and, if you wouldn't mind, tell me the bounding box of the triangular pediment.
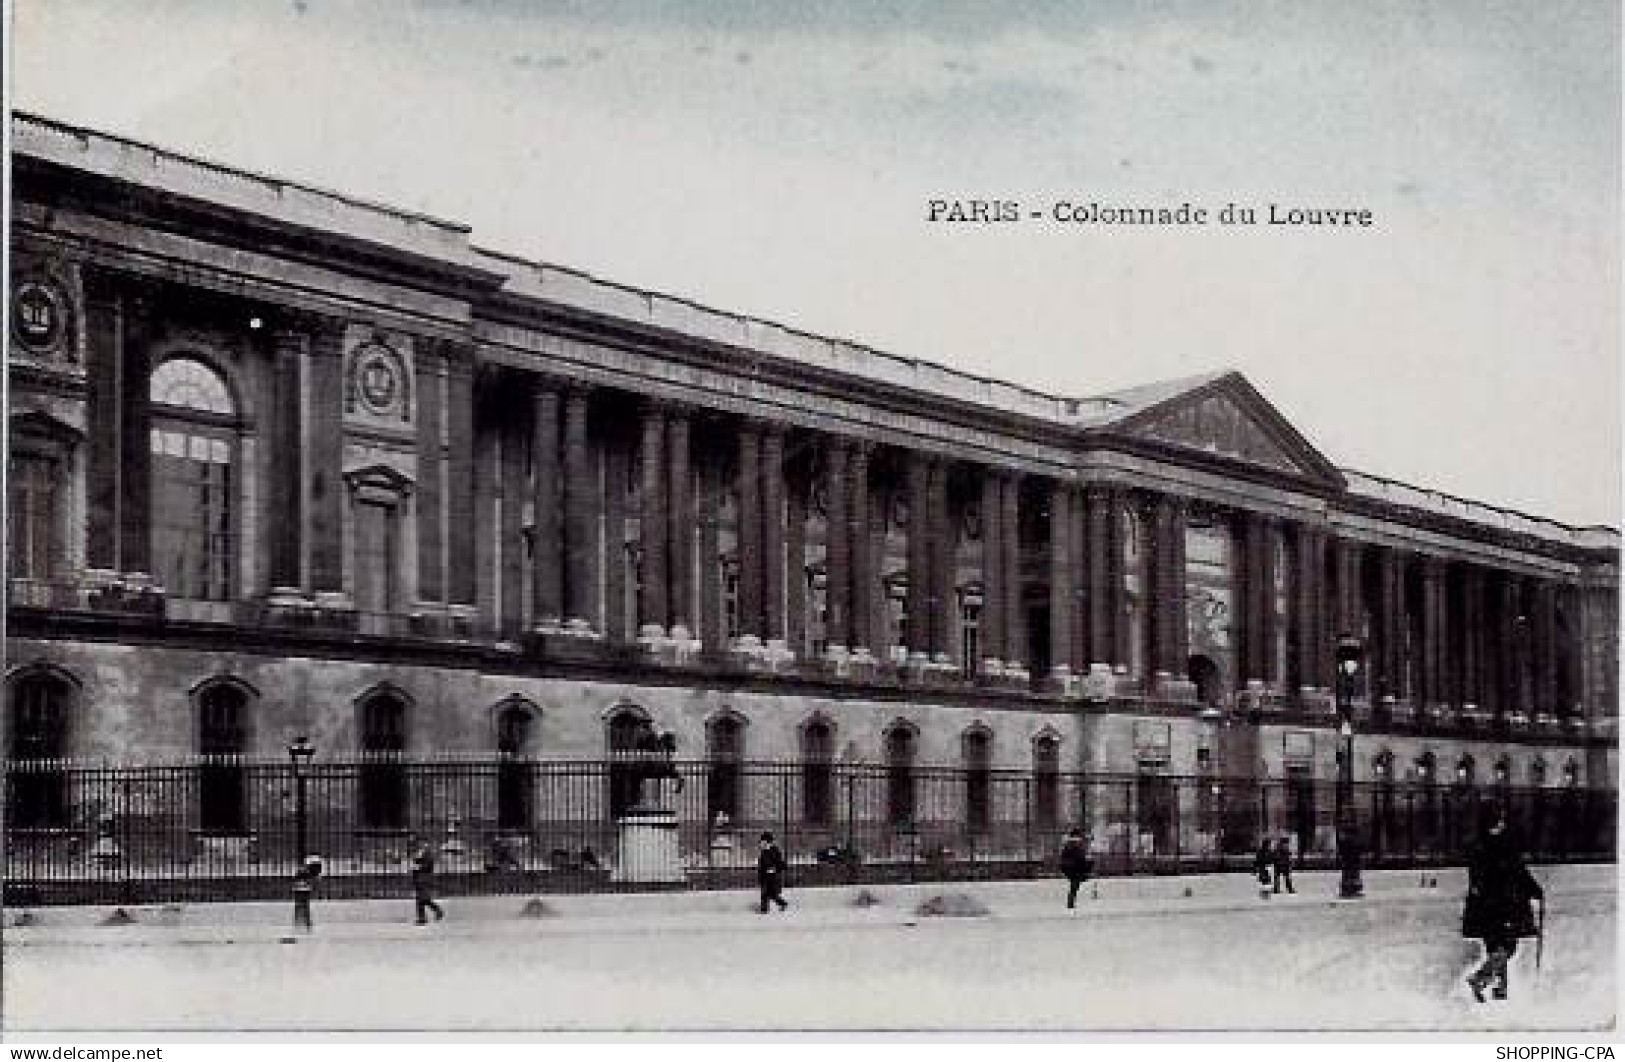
[1105,372,1343,485]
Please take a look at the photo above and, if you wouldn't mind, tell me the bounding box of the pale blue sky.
[12,0,1620,525]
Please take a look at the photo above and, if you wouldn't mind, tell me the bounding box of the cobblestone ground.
[3,880,1613,1033]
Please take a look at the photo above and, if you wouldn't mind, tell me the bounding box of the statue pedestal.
[612,810,683,884]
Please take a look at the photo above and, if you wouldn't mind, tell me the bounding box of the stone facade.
[5,112,1619,809]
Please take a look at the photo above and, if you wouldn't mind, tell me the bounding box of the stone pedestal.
[612,810,683,884]
[613,776,683,884]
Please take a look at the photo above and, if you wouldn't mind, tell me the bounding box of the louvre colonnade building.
[5,113,1618,859]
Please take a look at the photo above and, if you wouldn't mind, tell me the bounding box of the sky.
[10,0,1621,527]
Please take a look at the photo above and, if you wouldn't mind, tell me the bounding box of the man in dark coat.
[757,831,789,913]
[1254,839,1273,898]
[1059,828,1092,910]
[410,836,445,925]
[1463,815,1543,1001]
[1271,836,1295,895]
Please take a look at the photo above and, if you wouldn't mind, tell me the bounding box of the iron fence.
[2,757,1615,904]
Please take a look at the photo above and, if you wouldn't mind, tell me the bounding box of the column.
[1149,492,1190,687]
[1241,512,1275,688]
[786,470,808,655]
[500,416,526,634]
[1069,484,1088,675]
[848,443,874,660]
[445,352,477,610]
[268,325,307,595]
[980,469,1005,672]
[1420,557,1444,714]
[638,401,668,639]
[699,460,724,654]
[1461,565,1483,713]
[1085,485,1114,670]
[1496,572,1519,718]
[307,319,346,600]
[823,438,851,657]
[562,385,597,632]
[1048,480,1074,686]
[1293,524,1323,694]
[603,431,629,642]
[905,452,931,663]
[114,291,155,579]
[761,425,787,652]
[82,271,120,573]
[1560,584,1584,720]
[530,385,562,629]
[1375,547,1401,706]
[668,408,694,643]
[1535,579,1558,717]
[1003,471,1026,676]
[735,421,763,648]
[930,458,954,665]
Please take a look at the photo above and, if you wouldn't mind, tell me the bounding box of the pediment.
[1113,374,1343,485]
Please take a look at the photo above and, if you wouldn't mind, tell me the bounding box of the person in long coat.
[756,831,789,913]
[1058,828,1092,910]
[1462,814,1544,1001]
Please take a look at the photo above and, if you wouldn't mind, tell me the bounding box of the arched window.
[707,713,746,823]
[607,706,649,819]
[963,727,993,834]
[150,358,238,602]
[7,670,73,829]
[197,680,250,835]
[495,700,537,832]
[358,689,409,831]
[800,716,835,828]
[884,722,917,828]
[1032,733,1061,831]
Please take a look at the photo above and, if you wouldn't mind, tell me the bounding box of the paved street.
[3,867,1614,1034]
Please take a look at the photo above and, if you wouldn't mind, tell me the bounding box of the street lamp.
[1335,635,1364,899]
[287,735,316,934]
[288,735,315,860]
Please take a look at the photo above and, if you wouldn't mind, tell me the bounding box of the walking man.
[1463,812,1544,1002]
[1059,828,1092,910]
[410,835,445,925]
[1272,835,1295,895]
[757,831,790,913]
[1254,839,1273,899]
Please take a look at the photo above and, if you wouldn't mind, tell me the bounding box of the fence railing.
[2,758,1615,904]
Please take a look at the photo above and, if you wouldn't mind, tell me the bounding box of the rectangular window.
[152,433,233,601]
[354,501,398,615]
[959,596,982,677]
[7,453,57,582]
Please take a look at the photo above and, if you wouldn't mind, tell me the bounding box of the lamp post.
[288,735,315,861]
[287,735,316,934]
[1335,635,1364,899]
[1198,702,1224,861]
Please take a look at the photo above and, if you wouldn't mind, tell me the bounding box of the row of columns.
[457,372,1588,722]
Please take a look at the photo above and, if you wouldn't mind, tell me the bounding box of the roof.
[9,111,1617,552]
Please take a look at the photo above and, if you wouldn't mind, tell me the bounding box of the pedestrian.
[410,835,445,925]
[1059,828,1092,910]
[1272,835,1295,895]
[292,855,322,934]
[1254,839,1273,899]
[757,830,789,913]
[1462,812,1544,1002]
